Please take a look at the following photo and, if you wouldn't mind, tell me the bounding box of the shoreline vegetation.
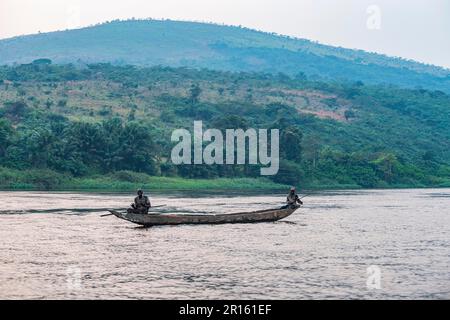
[1,168,448,192]
[0,167,288,191]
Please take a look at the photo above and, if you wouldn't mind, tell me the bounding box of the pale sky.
[1,0,449,68]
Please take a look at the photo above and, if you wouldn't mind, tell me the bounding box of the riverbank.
[1,167,449,191]
[0,167,289,191]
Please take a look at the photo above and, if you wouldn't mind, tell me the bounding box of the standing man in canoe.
[284,187,303,208]
[128,189,151,214]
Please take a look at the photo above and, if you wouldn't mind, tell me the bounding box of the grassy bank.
[65,176,289,191]
[0,167,291,191]
[1,167,449,192]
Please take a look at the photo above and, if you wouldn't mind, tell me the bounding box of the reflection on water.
[0,189,449,299]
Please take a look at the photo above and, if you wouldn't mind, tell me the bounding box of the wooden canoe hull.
[108,206,299,226]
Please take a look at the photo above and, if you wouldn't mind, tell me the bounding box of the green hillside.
[0,63,449,190]
[1,19,449,93]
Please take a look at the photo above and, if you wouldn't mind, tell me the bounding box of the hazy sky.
[1,0,449,68]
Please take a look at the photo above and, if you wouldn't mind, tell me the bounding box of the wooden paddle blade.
[100,213,114,217]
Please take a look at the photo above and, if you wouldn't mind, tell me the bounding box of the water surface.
[0,189,449,299]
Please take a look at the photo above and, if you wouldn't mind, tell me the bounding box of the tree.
[117,123,159,174]
[344,109,356,121]
[24,127,55,168]
[372,153,398,183]
[422,151,436,162]
[32,58,52,65]
[127,110,136,121]
[294,72,307,81]
[280,126,302,162]
[272,160,303,185]
[64,122,107,172]
[212,115,248,130]
[0,119,13,158]
[4,101,28,120]
[189,84,201,104]
[302,134,321,169]
[57,99,67,107]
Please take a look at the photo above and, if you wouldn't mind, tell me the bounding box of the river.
[0,189,449,299]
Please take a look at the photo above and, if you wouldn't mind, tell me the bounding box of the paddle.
[100,213,113,217]
[100,205,166,217]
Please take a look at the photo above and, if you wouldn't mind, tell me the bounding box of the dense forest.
[0,61,449,190]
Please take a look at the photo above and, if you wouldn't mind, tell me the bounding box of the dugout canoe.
[108,206,299,226]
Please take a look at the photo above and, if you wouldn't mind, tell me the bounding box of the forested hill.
[0,63,449,189]
[1,19,450,93]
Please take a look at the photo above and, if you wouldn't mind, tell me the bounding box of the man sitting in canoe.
[127,189,151,214]
[282,187,303,209]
